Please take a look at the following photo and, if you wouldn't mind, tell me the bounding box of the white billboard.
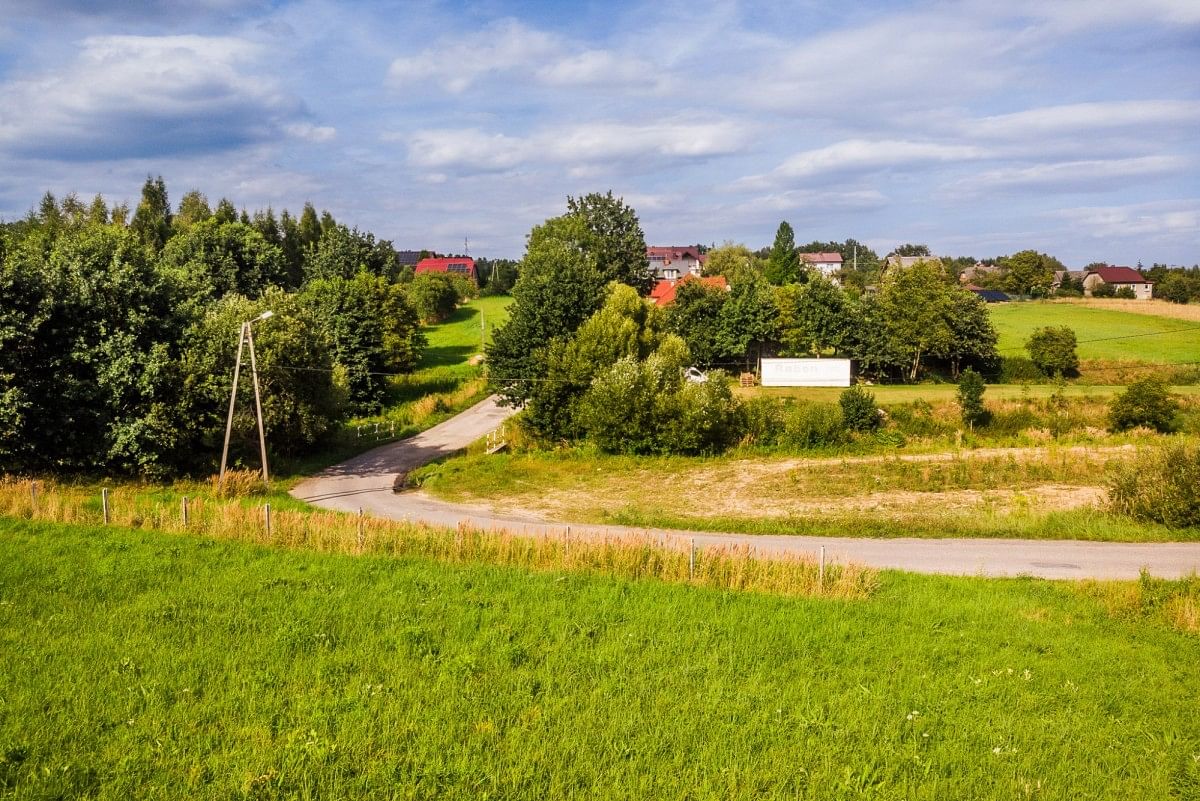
[760,358,852,387]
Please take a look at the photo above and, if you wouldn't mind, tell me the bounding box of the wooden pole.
[264,503,271,538]
[219,322,247,487]
[245,323,270,489]
[819,545,826,588]
[357,507,365,551]
[689,538,696,580]
[101,488,109,525]
[29,480,36,510]
[181,496,188,528]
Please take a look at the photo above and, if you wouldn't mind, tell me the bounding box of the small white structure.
[761,358,852,387]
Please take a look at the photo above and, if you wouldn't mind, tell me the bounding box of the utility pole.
[219,310,274,489]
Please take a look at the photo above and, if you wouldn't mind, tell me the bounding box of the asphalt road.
[292,396,1200,580]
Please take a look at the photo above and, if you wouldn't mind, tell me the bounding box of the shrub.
[1157,273,1196,304]
[956,368,987,428]
[659,371,742,454]
[408,272,460,323]
[1091,282,1116,298]
[839,386,879,432]
[1108,378,1179,433]
[1115,285,1137,299]
[738,397,784,447]
[1026,326,1078,376]
[888,399,954,439]
[998,356,1044,383]
[1109,444,1200,528]
[780,402,846,449]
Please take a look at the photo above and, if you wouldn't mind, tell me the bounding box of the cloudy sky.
[1,0,1197,265]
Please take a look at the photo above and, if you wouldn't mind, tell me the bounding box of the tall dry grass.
[0,477,877,600]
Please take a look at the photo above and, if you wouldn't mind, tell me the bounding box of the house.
[960,262,1001,284]
[647,246,706,280]
[415,256,478,284]
[649,274,729,306]
[1052,269,1089,292]
[799,252,843,280]
[1082,266,1153,299]
[884,254,943,271]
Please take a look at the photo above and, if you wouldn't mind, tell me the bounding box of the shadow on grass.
[417,345,478,370]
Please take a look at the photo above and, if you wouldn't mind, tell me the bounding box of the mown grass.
[0,517,1197,799]
[746,382,1200,403]
[990,300,1200,363]
[416,294,513,374]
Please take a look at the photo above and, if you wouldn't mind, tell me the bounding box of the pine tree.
[213,198,237,224]
[298,202,322,249]
[130,175,173,251]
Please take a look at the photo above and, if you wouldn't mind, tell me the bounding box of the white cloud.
[1053,200,1200,238]
[284,122,338,143]
[960,156,1188,193]
[740,139,988,188]
[972,100,1200,139]
[0,35,307,160]
[387,18,659,93]
[406,119,749,173]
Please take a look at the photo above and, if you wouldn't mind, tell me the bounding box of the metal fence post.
[101,488,109,525]
[819,545,826,588]
[689,538,696,580]
[357,507,365,551]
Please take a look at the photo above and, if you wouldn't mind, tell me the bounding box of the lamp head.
[255,310,274,322]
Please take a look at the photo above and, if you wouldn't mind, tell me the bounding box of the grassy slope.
[1,518,1197,800]
[417,294,513,375]
[990,301,1200,363]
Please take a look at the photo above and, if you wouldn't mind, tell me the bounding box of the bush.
[1026,326,1078,376]
[738,397,784,446]
[780,402,846,449]
[1109,444,1200,528]
[1108,378,1179,433]
[998,356,1045,383]
[1091,282,1116,298]
[839,386,879,432]
[1157,273,1195,304]
[408,272,461,323]
[957,368,987,428]
[1114,285,1137,299]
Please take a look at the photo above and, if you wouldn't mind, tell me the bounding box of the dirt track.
[291,397,1200,580]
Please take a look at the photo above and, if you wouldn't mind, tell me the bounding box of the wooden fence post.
[264,503,271,538]
[357,507,365,552]
[689,538,696,580]
[181,496,189,528]
[819,545,826,589]
[101,488,109,525]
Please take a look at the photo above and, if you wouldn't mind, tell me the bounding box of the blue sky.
[1,0,1197,265]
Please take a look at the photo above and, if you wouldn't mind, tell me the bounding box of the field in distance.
[0,517,1196,799]
[989,300,1200,363]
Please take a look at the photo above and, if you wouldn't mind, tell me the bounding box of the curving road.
[291,396,1200,580]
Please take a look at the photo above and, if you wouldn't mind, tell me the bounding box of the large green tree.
[130,175,173,252]
[665,278,728,366]
[566,191,650,292]
[775,277,849,357]
[1002,250,1057,297]
[159,218,287,300]
[764,221,800,285]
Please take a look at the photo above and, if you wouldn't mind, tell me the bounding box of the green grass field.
[990,301,1200,363]
[417,294,513,374]
[747,383,1200,403]
[1,517,1197,799]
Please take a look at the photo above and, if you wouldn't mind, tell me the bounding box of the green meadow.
[990,301,1200,363]
[0,517,1197,799]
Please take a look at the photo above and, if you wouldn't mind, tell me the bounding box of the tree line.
[0,177,471,477]
[486,196,1000,453]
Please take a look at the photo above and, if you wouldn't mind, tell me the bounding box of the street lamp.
[218,311,274,489]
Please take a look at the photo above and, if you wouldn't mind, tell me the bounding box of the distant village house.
[647,246,706,280]
[1081,266,1153,299]
[649,274,729,306]
[415,256,478,284]
[799,252,843,281]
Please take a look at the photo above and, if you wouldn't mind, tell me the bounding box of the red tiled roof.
[650,274,728,306]
[647,245,703,261]
[1090,265,1148,284]
[800,252,842,264]
[416,257,477,282]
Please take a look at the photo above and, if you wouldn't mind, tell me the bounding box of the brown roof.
[1090,266,1149,284]
[647,245,703,261]
[800,252,842,264]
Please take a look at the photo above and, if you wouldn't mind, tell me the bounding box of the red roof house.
[1082,265,1153,299]
[649,274,729,306]
[647,246,705,280]
[415,257,478,284]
